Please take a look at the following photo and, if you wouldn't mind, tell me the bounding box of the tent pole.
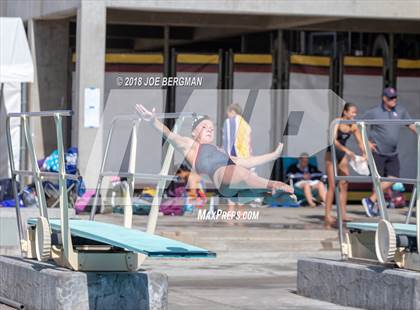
[0,83,3,109]
[20,82,28,171]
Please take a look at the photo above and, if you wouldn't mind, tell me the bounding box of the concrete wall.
[1,0,79,20]
[105,0,420,20]
[0,1,7,17]
[2,0,420,22]
[31,19,71,154]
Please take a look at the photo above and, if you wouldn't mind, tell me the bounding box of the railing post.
[22,115,48,218]
[357,122,389,220]
[146,116,186,234]
[330,119,344,258]
[90,119,117,220]
[415,122,420,254]
[5,116,24,245]
[54,113,73,260]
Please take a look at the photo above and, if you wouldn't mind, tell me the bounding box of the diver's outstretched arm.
[136,104,194,152]
[231,143,283,169]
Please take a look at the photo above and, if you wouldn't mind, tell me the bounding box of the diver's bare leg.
[213,165,293,194]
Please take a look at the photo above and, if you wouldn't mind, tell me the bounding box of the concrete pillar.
[27,19,44,159]
[389,33,395,87]
[74,1,106,184]
[29,19,70,155]
[276,31,289,145]
[0,256,169,310]
[298,258,420,310]
[273,30,288,180]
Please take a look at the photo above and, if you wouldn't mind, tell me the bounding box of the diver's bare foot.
[270,181,294,195]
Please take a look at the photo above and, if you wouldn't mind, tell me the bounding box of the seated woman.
[136,104,295,203]
[286,153,327,207]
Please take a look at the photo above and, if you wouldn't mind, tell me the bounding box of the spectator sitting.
[167,163,207,208]
[286,153,327,207]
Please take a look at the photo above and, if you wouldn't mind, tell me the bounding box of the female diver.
[136,104,295,203]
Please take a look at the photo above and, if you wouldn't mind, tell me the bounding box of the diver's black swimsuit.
[195,144,236,179]
[194,143,294,204]
[327,128,351,163]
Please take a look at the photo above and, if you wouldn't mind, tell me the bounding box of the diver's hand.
[136,104,155,122]
[273,142,284,158]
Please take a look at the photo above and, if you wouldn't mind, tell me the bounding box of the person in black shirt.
[361,87,416,217]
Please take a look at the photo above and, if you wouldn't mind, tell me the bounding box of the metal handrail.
[105,111,198,124]
[334,176,417,185]
[154,112,197,119]
[332,119,418,126]
[100,172,178,181]
[6,111,73,255]
[8,110,73,118]
[89,112,197,235]
[329,118,420,258]
[13,170,80,181]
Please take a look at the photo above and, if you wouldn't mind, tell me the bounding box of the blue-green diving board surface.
[347,222,417,237]
[27,218,216,258]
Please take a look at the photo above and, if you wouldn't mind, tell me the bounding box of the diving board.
[28,218,215,258]
[7,111,216,272]
[347,222,416,237]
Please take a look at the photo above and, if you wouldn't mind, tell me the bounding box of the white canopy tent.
[0,17,34,177]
